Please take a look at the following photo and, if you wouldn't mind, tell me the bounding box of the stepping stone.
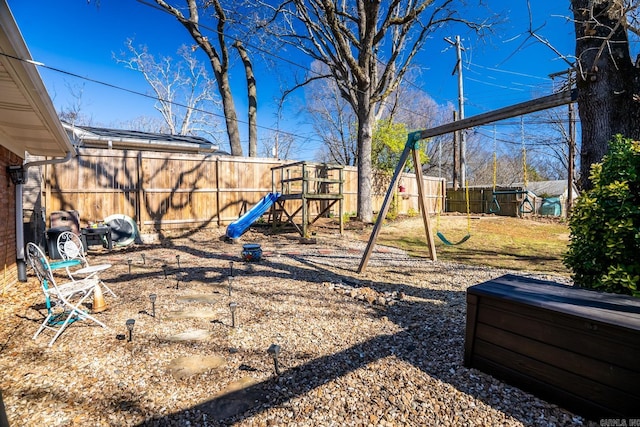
[164,329,212,342]
[177,294,219,304]
[165,308,217,319]
[168,355,225,379]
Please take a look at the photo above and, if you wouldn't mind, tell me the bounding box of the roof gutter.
[77,135,218,153]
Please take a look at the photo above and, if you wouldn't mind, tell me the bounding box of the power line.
[135,0,459,122]
[466,62,551,81]
[0,51,317,144]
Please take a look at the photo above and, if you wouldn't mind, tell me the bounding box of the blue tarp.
[225,192,281,239]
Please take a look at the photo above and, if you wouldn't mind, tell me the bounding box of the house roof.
[64,122,228,155]
[511,180,579,198]
[0,1,74,159]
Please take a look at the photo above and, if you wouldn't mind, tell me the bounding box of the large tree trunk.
[215,70,244,157]
[572,0,640,189]
[155,0,244,157]
[356,102,374,223]
[234,41,257,157]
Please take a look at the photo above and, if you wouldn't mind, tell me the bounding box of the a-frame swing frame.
[358,89,577,273]
[358,132,437,273]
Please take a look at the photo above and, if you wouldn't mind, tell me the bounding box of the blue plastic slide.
[226,192,281,239]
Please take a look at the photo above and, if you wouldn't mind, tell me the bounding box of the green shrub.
[564,135,640,296]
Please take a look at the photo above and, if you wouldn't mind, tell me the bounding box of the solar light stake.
[176,254,181,269]
[267,344,281,376]
[229,261,234,276]
[141,253,146,265]
[127,259,132,275]
[162,264,168,279]
[149,293,157,317]
[227,276,234,296]
[229,302,238,328]
[125,318,135,342]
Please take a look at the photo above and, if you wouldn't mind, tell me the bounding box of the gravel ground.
[0,224,592,426]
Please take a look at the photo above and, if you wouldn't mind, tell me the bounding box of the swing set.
[357,89,576,273]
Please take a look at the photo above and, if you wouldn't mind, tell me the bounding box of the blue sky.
[8,1,577,159]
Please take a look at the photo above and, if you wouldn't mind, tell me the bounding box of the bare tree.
[384,80,456,179]
[571,0,640,189]
[154,0,251,156]
[233,41,258,157]
[259,130,295,159]
[57,82,94,126]
[115,116,169,134]
[114,39,221,139]
[527,107,579,181]
[260,0,493,222]
[304,62,358,166]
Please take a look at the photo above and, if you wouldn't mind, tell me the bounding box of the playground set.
[225,161,345,240]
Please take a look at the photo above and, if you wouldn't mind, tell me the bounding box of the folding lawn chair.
[26,242,107,347]
[56,231,116,297]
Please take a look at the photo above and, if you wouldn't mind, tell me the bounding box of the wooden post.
[359,133,437,273]
[216,157,221,227]
[302,163,308,238]
[567,84,576,214]
[339,167,344,235]
[412,148,437,261]
[453,111,459,191]
[136,151,143,233]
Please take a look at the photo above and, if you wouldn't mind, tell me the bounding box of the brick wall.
[0,146,23,288]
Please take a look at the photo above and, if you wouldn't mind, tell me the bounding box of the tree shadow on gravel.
[133,248,581,426]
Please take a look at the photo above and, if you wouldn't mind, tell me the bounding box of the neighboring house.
[62,122,228,155]
[0,0,76,284]
[19,124,229,242]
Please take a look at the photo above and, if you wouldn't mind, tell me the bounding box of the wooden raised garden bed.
[464,274,640,419]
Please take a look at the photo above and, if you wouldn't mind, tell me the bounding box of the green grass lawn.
[374,215,571,276]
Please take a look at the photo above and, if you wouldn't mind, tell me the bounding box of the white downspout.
[15,151,74,282]
[15,182,25,281]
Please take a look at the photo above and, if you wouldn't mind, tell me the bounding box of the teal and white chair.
[26,242,106,347]
[56,231,116,297]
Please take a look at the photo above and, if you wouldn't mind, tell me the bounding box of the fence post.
[136,152,143,232]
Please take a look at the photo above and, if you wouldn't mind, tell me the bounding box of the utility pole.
[549,68,577,215]
[445,36,466,186]
[567,74,576,213]
[452,111,459,190]
[567,96,576,211]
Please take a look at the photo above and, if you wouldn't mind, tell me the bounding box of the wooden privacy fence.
[446,187,536,217]
[43,148,445,234]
